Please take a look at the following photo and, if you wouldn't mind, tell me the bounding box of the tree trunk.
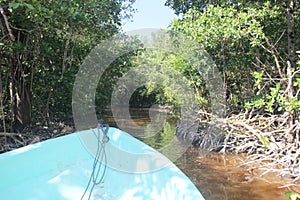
[287,0,296,68]
[0,71,7,144]
[285,0,296,127]
[10,63,32,132]
[12,82,31,132]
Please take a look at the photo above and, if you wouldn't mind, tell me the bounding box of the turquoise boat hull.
[0,127,205,200]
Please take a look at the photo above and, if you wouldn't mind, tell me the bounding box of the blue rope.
[81,120,110,200]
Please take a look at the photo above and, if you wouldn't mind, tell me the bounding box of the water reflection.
[101,108,299,200]
[100,107,179,149]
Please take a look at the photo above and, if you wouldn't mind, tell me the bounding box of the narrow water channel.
[100,108,299,200]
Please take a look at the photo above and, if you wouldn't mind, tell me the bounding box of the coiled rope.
[81,120,110,200]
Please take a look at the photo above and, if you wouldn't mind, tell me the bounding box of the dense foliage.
[0,0,134,131]
[164,0,300,121]
[0,0,299,134]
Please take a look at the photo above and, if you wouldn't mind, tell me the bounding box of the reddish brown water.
[175,149,300,200]
[101,108,300,200]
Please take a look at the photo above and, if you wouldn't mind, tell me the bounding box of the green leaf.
[260,136,269,147]
[285,191,292,197]
[9,2,21,10]
[244,102,252,110]
[253,99,265,108]
[24,3,34,11]
[276,83,281,90]
[294,78,300,87]
[285,191,300,200]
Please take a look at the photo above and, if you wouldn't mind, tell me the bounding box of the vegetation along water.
[0,0,299,199]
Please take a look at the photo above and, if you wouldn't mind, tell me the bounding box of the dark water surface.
[101,108,299,200]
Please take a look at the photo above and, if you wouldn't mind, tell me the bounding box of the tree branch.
[265,36,284,79]
[0,4,15,41]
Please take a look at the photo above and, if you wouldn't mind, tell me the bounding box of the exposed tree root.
[176,111,300,182]
[0,122,74,153]
[220,112,300,182]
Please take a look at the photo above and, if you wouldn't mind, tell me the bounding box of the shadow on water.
[100,108,299,200]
